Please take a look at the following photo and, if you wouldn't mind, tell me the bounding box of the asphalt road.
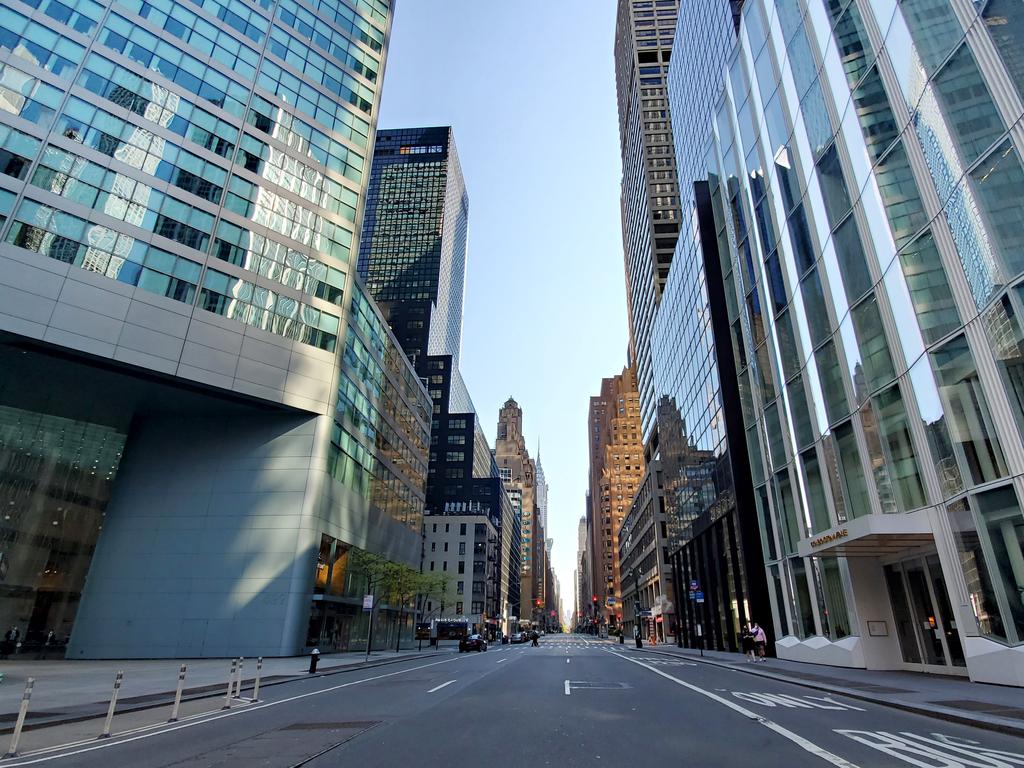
[4,636,1023,767]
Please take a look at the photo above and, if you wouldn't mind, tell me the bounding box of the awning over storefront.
[797,510,934,557]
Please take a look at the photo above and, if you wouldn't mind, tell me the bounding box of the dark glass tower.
[358,126,468,366]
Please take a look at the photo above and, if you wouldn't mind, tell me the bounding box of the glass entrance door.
[884,555,966,670]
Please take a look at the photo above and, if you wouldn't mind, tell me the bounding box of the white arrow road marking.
[427,680,456,693]
[608,652,860,768]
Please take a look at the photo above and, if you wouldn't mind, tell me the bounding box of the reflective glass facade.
[702,0,1024,683]
[358,126,468,365]
[0,0,437,657]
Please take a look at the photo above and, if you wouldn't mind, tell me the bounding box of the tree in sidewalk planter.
[347,549,454,656]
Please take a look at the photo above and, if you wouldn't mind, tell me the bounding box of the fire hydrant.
[308,648,320,674]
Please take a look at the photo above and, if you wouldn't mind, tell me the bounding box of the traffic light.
[535,599,542,607]
[592,595,597,603]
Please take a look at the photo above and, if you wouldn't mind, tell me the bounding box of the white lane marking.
[733,692,865,711]
[837,730,1024,766]
[566,658,570,664]
[496,658,507,664]
[564,680,571,696]
[427,680,456,693]
[608,652,860,768]
[3,654,466,766]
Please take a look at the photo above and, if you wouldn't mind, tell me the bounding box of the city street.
[4,636,1022,767]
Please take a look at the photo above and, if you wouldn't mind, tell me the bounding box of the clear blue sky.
[378,1,628,621]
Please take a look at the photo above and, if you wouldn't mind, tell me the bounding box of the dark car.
[459,634,488,652]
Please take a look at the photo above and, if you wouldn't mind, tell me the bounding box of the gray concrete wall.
[0,246,337,416]
[68,409,422,659]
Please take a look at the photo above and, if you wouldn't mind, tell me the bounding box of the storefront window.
[770,563,790,637]
[946,498,1007,642]
[975,486,1024,644]
[788,557,818,638]
[930,335,1007,486]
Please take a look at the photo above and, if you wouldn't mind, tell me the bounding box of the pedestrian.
[741,623,756,662]
[752,622,767,662]
[0,627,14,659]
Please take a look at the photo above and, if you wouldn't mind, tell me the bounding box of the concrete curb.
[618,646,1024,738]
[0,651,450,734]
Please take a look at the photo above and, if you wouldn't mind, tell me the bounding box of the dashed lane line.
[427,680,456,693]
[607,651,860,768]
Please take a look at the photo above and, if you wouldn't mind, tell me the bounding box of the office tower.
[358,126,468,366]
[358,126,519,636]
[587,367,645,629]
[704,0,1024,686]
[536,451,549,531]
[647,0,770,654]
[494,397,543,625]
[0,0,431,657]
[614,0,682,438]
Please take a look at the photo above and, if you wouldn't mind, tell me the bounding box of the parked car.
[510,632,526,644]
[459,634,488,652]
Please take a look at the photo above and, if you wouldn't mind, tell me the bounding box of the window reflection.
[984,289,1024,439]
[930,335,1007,485]
[873,384,927,511]
[898,230,961,345]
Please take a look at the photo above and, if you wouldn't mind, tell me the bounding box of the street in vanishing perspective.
[0,638,1021,767]
[2,0,1024,766]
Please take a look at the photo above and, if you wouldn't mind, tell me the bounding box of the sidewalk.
[0,646,452,730]
[616,641,1024,737]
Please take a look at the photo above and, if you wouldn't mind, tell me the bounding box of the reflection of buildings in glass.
[0,406,126,647]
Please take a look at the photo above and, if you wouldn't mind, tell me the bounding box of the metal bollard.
[251,657,263,702]
[98,671,123,739]
[168,664,187,723]
[5,678,34,757]
[232,658,244,699]
[222,659,237,710]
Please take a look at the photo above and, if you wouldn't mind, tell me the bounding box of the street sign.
[691,591,704,601]
[640,609,652,617]
[689,580,699,591]
[362,594,374,612]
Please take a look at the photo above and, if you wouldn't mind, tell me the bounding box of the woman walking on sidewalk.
[741,624,756,662]
[752,622,767,662]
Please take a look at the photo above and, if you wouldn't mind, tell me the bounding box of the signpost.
[362,594,374,612]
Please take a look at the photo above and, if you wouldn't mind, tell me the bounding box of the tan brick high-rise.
[587,367,644,629]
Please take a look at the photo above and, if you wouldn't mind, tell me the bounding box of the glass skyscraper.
[698,0,1024,685]
[358,126,468,366]
[0,0,431,657]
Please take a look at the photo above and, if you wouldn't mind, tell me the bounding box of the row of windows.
[212,221,345,305]
[267,25,374,115]
[199,267,338,351]
[276,0,379,83]
[235,134,359,220]
[0,5,88,77]
[6,198,201,304]
[0,61,64,128]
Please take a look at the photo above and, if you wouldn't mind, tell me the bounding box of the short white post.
[251,657,263,702]
[222,659,237,710]
[232,657,244,699]
[168,664,187,722]
[5,677,34,757]
[98,671,123,739]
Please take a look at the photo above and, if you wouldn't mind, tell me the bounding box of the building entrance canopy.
[797,510,934,558]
